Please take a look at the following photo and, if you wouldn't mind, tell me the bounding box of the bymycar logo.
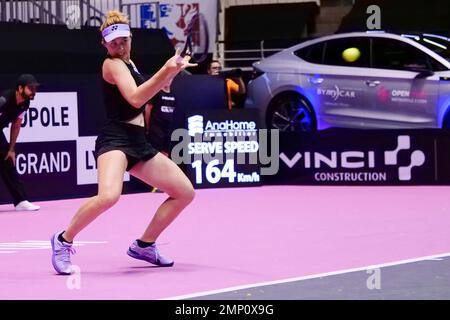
[384,135,425,181]
[188,115,204,136]
[317,85,356,101]
[280,135,425,182]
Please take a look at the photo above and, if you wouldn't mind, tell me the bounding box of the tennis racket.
[179,13,209,63]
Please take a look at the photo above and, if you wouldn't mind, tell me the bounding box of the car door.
[305,36,372,129]
[366,36,439,128]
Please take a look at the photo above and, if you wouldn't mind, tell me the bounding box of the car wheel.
[267,93,316,132]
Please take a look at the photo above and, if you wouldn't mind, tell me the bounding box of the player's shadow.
[0,208,20,214]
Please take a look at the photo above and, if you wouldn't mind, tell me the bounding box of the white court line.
[162,251,450,300]
[0,240,107,253]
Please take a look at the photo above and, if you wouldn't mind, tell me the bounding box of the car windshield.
[403,34,450,62]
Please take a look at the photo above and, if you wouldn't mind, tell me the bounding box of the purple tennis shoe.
[127,240,174,267]
[51,232,75,275]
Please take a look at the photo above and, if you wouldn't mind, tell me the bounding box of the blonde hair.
[100,10,129,32]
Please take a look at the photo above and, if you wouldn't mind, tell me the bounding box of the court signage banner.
[264,129,450,185]
[13,141,78,199]
[17,92,79,142]
[177,109,262,188]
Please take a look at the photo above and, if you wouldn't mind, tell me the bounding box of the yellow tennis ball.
[342,47,361,62]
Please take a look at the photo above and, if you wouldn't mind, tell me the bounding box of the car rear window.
[295,42,324,64]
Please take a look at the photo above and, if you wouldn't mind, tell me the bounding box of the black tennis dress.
[95,58,158,171]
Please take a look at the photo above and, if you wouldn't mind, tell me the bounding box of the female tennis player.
[51,10,196,274]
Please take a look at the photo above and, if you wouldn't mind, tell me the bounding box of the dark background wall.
[225,2,319,49]
[224,2,319,68]
[338,0,450,35]
[0,22,174,74]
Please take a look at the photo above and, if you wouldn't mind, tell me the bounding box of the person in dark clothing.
[144,79,176,193]
[50,10,196,275]
[0,74,41,211]
[145,78,176,157]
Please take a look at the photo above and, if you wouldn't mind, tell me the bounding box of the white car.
[244,31,450,131]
